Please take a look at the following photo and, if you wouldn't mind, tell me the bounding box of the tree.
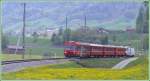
[32,32,39,42]
[142,34,149,50]
[143,1,149,33]
[112,35,116,42]
[54,35,62,45]
[2,35,9,50]
[51,33,63,45]
[136,1,149,51]
[63,28,71,42]
[101,35,108,45]
[51,33,56,42]
[136,1,149,33]
[70,30,81,41]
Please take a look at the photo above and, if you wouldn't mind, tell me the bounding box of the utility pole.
[22,3,26,59]
[65,16,68,41]
[84,15,87,32]
[84,15,86,28]
[65,16,68,29]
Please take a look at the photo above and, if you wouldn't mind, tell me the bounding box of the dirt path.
[112,57,138,69]
[2,59,69,73]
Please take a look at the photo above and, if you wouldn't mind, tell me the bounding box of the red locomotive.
[64,41,135,57]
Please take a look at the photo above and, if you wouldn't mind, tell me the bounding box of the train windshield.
[65,46,76,50]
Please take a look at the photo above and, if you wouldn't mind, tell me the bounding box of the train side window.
[92,47,95,50]
[85,46,90,51]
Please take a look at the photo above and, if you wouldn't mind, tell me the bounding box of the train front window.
[65,46,76,50]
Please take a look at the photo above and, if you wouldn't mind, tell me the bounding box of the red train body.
[64,41,135,57]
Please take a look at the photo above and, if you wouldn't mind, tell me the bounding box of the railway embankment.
[2,56,148,80]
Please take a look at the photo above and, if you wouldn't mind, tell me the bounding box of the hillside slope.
[2,2,141,32]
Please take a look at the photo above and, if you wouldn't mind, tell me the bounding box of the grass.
[1,54,43,61]
[2,60,148,80]
[125,55,148,68]
[8,36,51,46]
[2,50,64,61]
[37,58,125,68]
[77,58,125,68]
[109,32,144,50]
[25,47,64,57]
[45,62,82,68]
[2,55,148,80]
[4,36,65,59]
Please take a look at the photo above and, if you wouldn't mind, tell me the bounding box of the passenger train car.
[64,41,135,57]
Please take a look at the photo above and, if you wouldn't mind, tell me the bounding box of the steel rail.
[2,58,70,65]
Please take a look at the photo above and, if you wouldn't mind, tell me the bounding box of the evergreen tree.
[2,35,9,49]
[143,1,149,33]
[136,1,149,33]
[142,34,149,50]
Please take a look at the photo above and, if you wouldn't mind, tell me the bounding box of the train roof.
[65,41,129,48]
[79,42,128,48]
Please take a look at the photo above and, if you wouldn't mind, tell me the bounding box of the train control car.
[64,41,135,58]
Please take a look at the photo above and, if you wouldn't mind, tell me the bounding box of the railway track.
[2,56,136,65]
[2,58,70,65]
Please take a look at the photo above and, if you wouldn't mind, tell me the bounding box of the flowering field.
[2,57,148,80]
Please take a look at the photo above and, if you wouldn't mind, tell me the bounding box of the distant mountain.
[2,2,142,33]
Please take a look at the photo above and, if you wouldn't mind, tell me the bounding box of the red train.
[64,41,135,57]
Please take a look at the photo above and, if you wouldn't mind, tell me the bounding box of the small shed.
[4,45,25,54]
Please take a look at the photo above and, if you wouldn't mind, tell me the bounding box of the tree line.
[51,27,109,45]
